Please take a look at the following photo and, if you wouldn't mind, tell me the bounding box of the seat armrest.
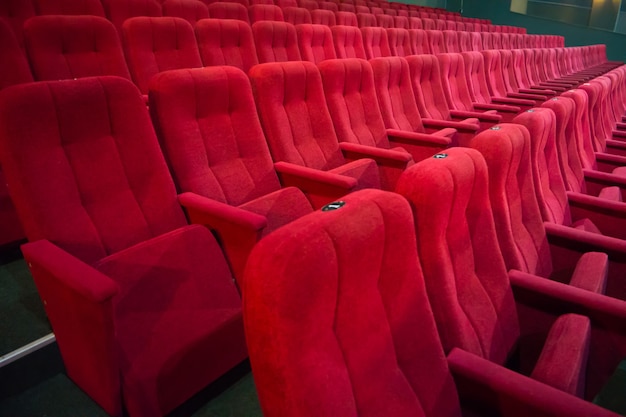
[385,128,452,161]
[594,152,626,172]
[520,87,556,96]
[606,139,626,158]
[421,117,479,133]
[450,109,502,123]
[448,348,621,417]
[491,95,536,107]
[583,168,626,199]
[567,191,626,240]
[507,91,549,101]
[535,83,567,92]
[339,142,413,165]
[473,102,520,113]
[21,240,121,416]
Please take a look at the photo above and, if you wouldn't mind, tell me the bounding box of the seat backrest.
[355,5,370,14]
[244,189,462,417]
[284,7,312,25]
[298,0,319,10]
[275,0,298,7]
[491,32,502,49]
[578,82,605,153]
[442,29,459,53]
[393,15,409,29]
[409,16,422,29]
[480,49,508,97]
[425,29,444,54]
[196,18,258,72]
[335,11,357,26]
[396,147,520,364]
[541,97,585,194]
[434,18,446,31]
[249,61,345,170]
[207,2,250,22]
[297,24,336,63]
[0,0,35,48]
[162,0,208,25]
[0,17,33,89]
[361,26,391,59]
[311,8,336,25]
[375,13,393,28]
[498,49,522,93]
[25,15,131,82]
[251,0,274,4]
[510,49,533,90]
[34,0,105,16]
[386,28,412,57]
[318,1,338,12]
[436,53,475,113]
[122,16,202,94]
[149,67,281,206]
[332,25,366,58]
[102,0,162,33]
[480,31,493,50]
[512,108,572,225]
[456,31,470,52]
[421,17,435,30]
[406,54,451,121]
[469,124,553,278]
[252,20,301,63]
[408,28,429,54]
[0,76,187,264]
[318,58,391,149]
[356,12,376,27]
[500,32,511,49]
[338,2,355,12]
[369,56,426,133]
[461,51,493,105]
[248,4,284,23]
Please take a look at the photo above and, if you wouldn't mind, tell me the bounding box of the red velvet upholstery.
[386,27,412,56]
[298,0,319,10]
[122,17,202,94]
[332,25,366,59]
[311,9,336,25]
[338,3,356,13]
[250,60,381,207]
[375,12,393,28]
[33,0,105,16]
[335,11,357,26]
[425,29,445,54]
[368,56,455,157]
[318,58,414,189]
[196,18,258,72]
[361,26,391,59]
[356,11,376,27]
[24,16,131,82]
[393,15,409,29]
[276,0,298,7]
[207,2,250,22]
[0,18,33,90]
[102,0,162,33]
[162,0,209,25]
[149,66,312,283]
[442,29,460,52]
[319,1,339,12]
[405,54,481,146]
[421,17,435,30]
[396,147,626,401]
[297,24,336,63]
[248,3,284,22]
[0,76,246,417]
[252,21,301,63]
[480,50,538,110]
[283,7,311,24]
[409,16,422,29]
[0,0,35,48]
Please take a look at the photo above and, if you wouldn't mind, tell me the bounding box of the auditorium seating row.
[1,51,626,415]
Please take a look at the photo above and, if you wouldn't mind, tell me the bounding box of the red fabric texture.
[250,60,381,206]
[149,66,312,282]
[122,16,202,94]
[162,0,209,25]
[102,0,162,33]
[24,15,131,82]
[248,4,284,23]
[0,0,36,48]
[318,58,413,189]
[386,27,412,56]
[244,189,461,417]
[311,9,336,25]
[296,23,336,63]
[0,18,33,89]
[252,20,301,63]
[356,12,376,27]
[207,2,250,22]
[34,0,105,16]
[195,18,258,72]
[283,7,312,25]
[335,11,357,26]
[425,29,445,54]
[331,24,366,59]
[0,76,245,417]
[394,15,409,29]
[360,26,391,59]
[375,13,393,28]
[442,29,459,52]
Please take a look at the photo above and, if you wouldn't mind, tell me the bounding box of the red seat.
[356,11,376,27]
[284,6,312,24]
[335,10,357,26]
[252,20,301,63]
[361,26,391,59]
[122,17,202,94]
[396,146,626,403]
[243,184,617,417]
[0,76,246,417]
[24,15,131,82]
[207,2,250,22]
[332,24,366,59]
[311,8,336,25]
[442,29,459,53]
[386,27,412,57]
[149,66,312,283]
[296,24,336,63]
[248,3,284,23]
[298,0,319,11]
[195,18,258,72]
[34,0,105,16]
[0,0,35,48]
[249,61,381,207]
[161,0,208,25]
[375,13,393,28]
[102,0,162,34]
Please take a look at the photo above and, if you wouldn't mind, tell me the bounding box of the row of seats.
[0,53,625,414]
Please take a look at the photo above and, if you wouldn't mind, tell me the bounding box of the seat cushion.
[598,186,622,202]
[571,218,602,234]
[530,313,591,397]
[94,224,246,416]
[328,158,381,191]
[568,251,609,294]
[238,186,313,238]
